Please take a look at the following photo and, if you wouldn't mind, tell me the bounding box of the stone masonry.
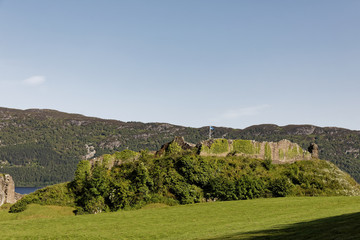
[0,174,16,206]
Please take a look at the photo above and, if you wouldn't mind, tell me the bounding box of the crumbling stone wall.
[156,136,196,156]
[198,139,313,163]
[308,143,319,159]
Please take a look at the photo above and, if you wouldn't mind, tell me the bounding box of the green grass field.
[1,196,360,239]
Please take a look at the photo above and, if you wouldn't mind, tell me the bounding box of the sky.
[0,0,359,130]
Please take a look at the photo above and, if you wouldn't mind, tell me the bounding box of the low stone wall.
[89,149,140,169]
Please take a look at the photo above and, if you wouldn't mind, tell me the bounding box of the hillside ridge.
[0,106,359,186]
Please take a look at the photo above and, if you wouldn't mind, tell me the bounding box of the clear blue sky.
[1,0,359,130]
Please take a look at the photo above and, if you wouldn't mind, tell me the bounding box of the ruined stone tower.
[0,174,16,206]
[308,143,319,159]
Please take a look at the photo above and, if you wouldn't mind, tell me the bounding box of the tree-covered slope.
[0,107,190,186]
[0,107,359,186]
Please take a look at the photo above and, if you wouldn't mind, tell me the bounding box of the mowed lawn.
[1,196,360,240]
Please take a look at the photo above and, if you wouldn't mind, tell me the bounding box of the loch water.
[15,187,41,195]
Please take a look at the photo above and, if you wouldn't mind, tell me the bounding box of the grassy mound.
[9,182,75,213]
[70,151,360,214]
[10,150,360,215]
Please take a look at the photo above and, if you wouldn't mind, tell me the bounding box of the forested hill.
[0,107,359,186]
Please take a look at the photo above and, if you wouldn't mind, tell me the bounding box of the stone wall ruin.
[0,174,16,206]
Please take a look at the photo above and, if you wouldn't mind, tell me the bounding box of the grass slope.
[1,196,360,239]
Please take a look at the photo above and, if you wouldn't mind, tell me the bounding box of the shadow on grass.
[204,212,360,240]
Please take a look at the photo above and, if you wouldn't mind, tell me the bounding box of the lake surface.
[15,187,41,195]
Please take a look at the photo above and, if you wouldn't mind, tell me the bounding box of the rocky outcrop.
[83,144,96,160]
[0,174,16,206]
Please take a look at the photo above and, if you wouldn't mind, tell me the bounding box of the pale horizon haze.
[1,1,359,130]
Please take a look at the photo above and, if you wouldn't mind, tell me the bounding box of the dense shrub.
[8,199,28,213]
[167,142,183,155]
[269,177,293,197]
[236,175,265,200]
